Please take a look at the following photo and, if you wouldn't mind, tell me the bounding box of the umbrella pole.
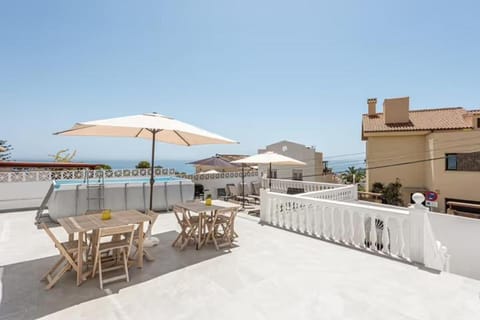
[269,163,272,189]
[149,129,158,211]
[145,129,160,248]
[242,164,245,209]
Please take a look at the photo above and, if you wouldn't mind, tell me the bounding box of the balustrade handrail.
[270,191,408,216]
[268,178,344,188]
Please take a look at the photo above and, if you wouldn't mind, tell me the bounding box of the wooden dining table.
[57,209,151,286]
[175,200,240,249]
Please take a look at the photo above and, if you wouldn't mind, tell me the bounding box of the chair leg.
[98,253,103,290]
[41,257,65,282]
[44,262,70,290]
[123,249,130,283]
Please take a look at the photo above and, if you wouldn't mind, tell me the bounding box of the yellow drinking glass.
[101,209,111,220]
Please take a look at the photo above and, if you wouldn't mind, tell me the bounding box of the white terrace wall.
[429,212,480,280]
[260,189,449,274]
[0,168,260,210]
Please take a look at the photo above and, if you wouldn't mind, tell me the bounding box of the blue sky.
[1,0,479,162]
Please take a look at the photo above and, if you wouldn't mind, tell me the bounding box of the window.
[477,118,480,129]
[292,169,303,181]
[445,154,457,170]
[446,152,480,171]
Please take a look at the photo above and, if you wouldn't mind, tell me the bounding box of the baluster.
[382,217,390,254]
[349,210,355,245]
[305,204,310,234]
[370,215,377,250]
[340,208,346,242]
[296,202,301,232]
[330,208,336,240]
[322,207,328,239]
[360,213,366,248]
[398,217,406,258]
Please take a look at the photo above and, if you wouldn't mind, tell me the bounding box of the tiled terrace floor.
[0,210,479,320]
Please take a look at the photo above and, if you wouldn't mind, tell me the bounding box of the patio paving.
[0,210,479,320]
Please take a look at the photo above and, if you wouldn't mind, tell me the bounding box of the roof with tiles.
[362,107,474,133]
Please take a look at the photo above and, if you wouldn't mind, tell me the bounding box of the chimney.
[367,98,377,116]
[383,96,410,124]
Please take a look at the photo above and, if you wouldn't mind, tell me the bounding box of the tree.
[96,164,112,170]
[0,140,13,161]
[341,166,365,184]
[49,149,76,162]
[383,178,404,206]
[371,179,404,206]
[136,161,150,168]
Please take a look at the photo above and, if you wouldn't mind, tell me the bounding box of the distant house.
[191,154,248,173]
[362,96,480,215]
[258,140,326,182]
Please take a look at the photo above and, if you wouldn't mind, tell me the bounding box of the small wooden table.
[175,200,240,249]
[57,210,150,286]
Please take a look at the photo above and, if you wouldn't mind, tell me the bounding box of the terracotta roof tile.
[362,107,473,133]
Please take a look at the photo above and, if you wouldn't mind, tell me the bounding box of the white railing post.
[409,193,427,265]
[353,183,358,201]
[260,188,269,223]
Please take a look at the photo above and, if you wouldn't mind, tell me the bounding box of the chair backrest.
[99,225,135,238]
[226,184,238,196]
[173,206,186,225]
[251,182,260,195]
[41,223,63,248]
[216,207,238,225]
[238,183,250,196]
[145,210,160,234]
[146,210,159,224]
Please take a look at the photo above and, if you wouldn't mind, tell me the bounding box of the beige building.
[362,97,480,214]
[258,140,327,182]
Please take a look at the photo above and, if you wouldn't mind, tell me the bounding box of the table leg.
[137,221,144,268]
[77,231,84,286]
[196,213,203,250]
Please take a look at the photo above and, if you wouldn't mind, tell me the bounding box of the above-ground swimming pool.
[47,176,194,220]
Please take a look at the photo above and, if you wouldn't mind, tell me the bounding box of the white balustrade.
[260,189,449,271]
[263,178,345,194]
[300,184,357,201]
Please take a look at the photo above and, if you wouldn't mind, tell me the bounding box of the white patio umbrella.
[55,112,237,245]
[198,169,220,174]
[232,151,306,206]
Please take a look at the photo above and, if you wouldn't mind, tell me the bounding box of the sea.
[20,159,196,174]
[19,158,364,174]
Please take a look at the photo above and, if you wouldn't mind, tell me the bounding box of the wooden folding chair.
[172,206,199,250]
[91,225,135,289]
[40,223,87,290]
[204,208,238,250]
[130,210,160,261]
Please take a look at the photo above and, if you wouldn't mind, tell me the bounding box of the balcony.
[1,208,480,319]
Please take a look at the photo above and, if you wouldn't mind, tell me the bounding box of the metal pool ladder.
[86,170,105,211]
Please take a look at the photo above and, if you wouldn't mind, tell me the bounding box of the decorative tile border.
[0,168,259,183]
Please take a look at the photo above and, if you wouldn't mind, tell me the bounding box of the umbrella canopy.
[55,113,237,146]
[232,151,306,189]
[231,151,306,166]
[189,156,240,168]
[55,112,237,211]
[198,169,220,174]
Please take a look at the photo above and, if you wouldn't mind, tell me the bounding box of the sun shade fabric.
[54,113,237,146]
[189,156,239,167]
[231,151,306,166]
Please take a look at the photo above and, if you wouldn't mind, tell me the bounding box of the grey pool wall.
[48,179,194,220]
